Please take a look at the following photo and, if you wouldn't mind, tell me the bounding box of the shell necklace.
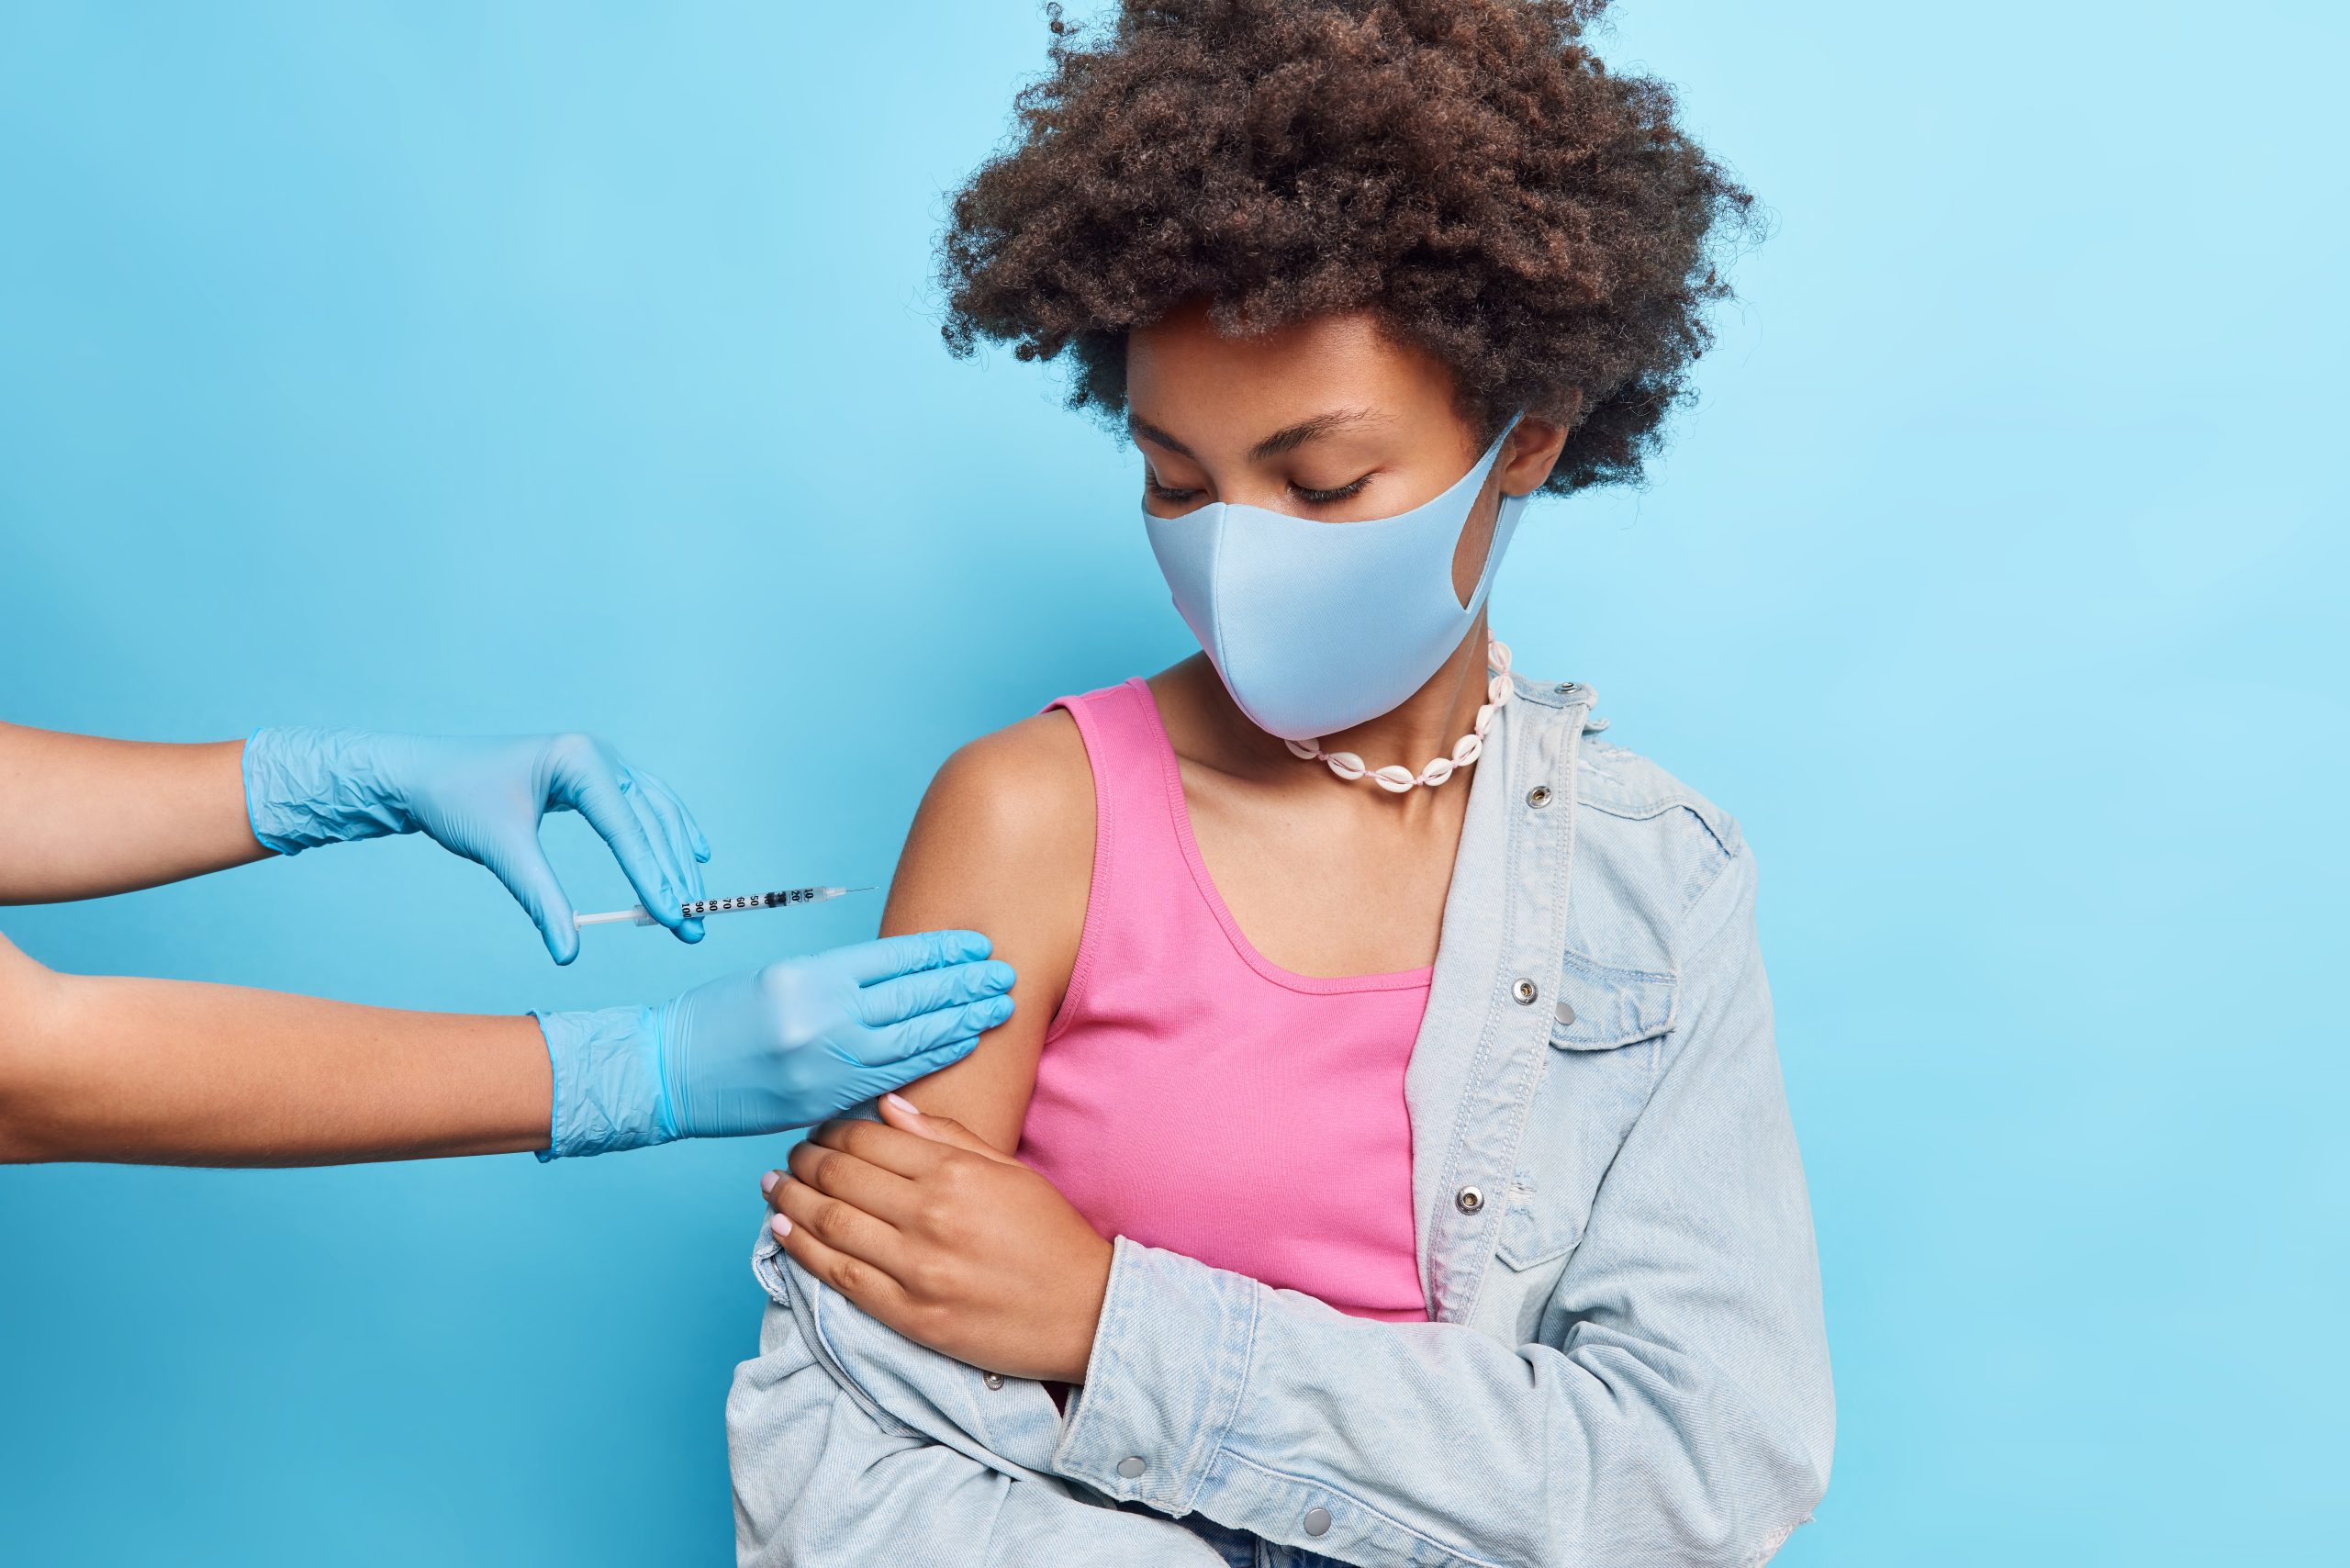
[1282,637,1512,794]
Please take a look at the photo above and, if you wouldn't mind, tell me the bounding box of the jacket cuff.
[1050,1237,1259,1516]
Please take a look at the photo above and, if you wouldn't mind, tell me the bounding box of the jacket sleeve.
[726,1242,1225,1568]
[1047,850,1835,1567]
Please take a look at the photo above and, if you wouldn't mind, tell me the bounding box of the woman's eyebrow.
[1128,408,1386,463]
[1128,418,1196,459]
[1247,408,1383,461]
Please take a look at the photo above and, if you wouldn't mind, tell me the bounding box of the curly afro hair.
[937,0,1757,494]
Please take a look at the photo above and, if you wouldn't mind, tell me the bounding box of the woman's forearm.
[0,722,266,903]
[0,937,548,1164]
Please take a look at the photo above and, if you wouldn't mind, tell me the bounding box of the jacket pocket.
[1495,952,1676,1271]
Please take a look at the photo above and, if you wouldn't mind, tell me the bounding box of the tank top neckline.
[1117,676,1438,998]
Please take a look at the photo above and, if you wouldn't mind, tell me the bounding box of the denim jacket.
[726,675,1834,1567]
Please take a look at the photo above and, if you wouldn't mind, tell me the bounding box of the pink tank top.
[1017,678,1432,1323]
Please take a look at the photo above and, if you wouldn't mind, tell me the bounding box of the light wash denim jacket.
[727,675,1833,1567]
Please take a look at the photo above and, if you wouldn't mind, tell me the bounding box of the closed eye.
[1292,475,1373,505]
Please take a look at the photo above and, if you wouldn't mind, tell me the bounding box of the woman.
[731,3,1831,1563]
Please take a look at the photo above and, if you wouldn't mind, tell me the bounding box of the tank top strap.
[1043,678,1203,1038]
[1046,677,1189,862]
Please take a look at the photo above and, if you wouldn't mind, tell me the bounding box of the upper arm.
[878,710,1093,1153]
[0,934,61,1156]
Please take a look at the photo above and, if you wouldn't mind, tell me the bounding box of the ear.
[1500,391,1581,497]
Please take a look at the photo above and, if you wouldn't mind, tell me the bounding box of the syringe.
[575,885,875,929]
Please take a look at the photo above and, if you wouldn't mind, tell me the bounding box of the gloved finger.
[631,774,709,899]
[481,836,581,965]
[856,992,1014,1065]
[836,929,995,986]
[555,751,688,932]
[623,787,705,940]
[854,958,1016,1028]
[632,767,711,864]
[852,1036,985,1110]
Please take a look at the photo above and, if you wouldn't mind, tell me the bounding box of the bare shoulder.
[879,708,1095,1152]
[910,709,1093,866]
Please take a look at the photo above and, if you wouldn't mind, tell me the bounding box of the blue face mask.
[1143,418,1526,742]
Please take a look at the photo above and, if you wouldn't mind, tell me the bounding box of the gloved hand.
[242,726,710,963]
[532,931,1015,1158]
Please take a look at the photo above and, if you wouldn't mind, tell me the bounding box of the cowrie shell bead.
[1280,637,1519,794]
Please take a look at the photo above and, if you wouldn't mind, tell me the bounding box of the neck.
[1196,615,1497,801]
[1326,615,1496,776]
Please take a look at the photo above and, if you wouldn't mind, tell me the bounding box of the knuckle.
[829,1256,871,1297]
[905,1253,956,1301]
[811,1199,857,1246]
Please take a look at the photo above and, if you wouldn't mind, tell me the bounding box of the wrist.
[242,726,413,853]
[533,1003,672,1159]
[1052,1235,1117,1383]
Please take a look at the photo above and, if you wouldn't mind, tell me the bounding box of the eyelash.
[1292,476,1371,505]
[1146,476,1373,505]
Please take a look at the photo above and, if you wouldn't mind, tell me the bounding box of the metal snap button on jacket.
[1513,978,1539,1004]
[1304,1507,1332,1537]
[1116,1456,1147,1478]
[1455,1184,1484,1214]
[1527,784,1552,808]
[1554,1000,1577,1027]
[982,1372,1004,1391]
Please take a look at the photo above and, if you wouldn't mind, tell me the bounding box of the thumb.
[878,1092,1017,1164]
[483,836,580,965]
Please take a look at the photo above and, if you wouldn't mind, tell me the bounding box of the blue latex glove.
[242,726,710,963]
[532,931,1015,1157]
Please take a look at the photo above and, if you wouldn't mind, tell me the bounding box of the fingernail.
[883,1092,918,1116]
[769,1212,792,1239]
[987,960,1016,989]
[760,1170,778,1194]
[683,918,705,942]
[988,995,1015,1021]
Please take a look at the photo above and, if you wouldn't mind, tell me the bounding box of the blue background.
[3,3,2342,1562]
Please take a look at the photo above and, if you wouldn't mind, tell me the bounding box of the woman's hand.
[763,1093,1113,1383]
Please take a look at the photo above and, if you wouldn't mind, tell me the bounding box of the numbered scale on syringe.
[574,885,875,929]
